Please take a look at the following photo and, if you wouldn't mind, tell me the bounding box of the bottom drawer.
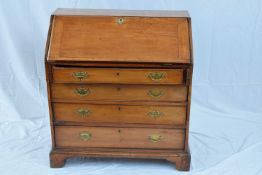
[55,126,185,149]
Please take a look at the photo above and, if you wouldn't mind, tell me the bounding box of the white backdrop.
[0,0,262,175]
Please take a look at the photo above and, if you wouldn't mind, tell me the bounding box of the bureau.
[45,8,193,171]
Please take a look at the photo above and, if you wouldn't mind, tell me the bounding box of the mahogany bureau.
[45,8,193,171]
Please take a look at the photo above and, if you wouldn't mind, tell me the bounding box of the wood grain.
[45,9,193,171]
[48,16,190,63]
[51,84,188,102]
[53,103,187,125]
[53,8,190,18]
[52,67,185,84]
[55,126,185,149]
[50,148,190,171]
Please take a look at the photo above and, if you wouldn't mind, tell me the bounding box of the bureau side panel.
[184,18,193,152]
[45,15,56,148]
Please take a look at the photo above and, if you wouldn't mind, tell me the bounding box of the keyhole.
[116,72,120,76]
[117,87,121,91]
[118,107,121,111]
[118,129,121,133]
[117,18,124,25]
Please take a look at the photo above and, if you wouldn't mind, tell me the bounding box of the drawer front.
[51,84,187,102]
[53,103,187,125]
[52,67,185,84]
[55,126,185,149]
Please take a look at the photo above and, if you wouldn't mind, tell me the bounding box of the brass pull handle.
[148,89,164,99]
[75,88,90,96]
[148,134,162,142]
[116,17,125,25]
[148,72,166,81]
[161,63,173,66]
[79,131,92,141]
[76,108,91,117]
[148,110,164,119]
[72,71,88,81]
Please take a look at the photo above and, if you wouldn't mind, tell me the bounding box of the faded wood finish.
[45,9,193,171]
[55,126,185,149]
[51,84,187,102]
[48,16,190,63]
[50,148,190,170]
[52,67,185,84]
[53,8,190,18]
[53,103,187,125]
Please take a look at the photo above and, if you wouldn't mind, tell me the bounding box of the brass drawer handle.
[76,108,91,117]
[161,63,173,66]
[75,88,90,96]
[72,71,88,81]
[148,110,164,119]
[79,131,92,141]
[148,134,162,142]
[148,72,166,81]
[148,89,164,98]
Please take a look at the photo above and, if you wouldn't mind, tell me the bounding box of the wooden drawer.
[51,84,187,102]
[53,103,187,125]
[55,126,185,149]
[52,67,185,84]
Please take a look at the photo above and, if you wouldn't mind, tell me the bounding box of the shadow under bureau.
[45,8,193,171]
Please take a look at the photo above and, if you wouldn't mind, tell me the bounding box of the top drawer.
[52,67,185,84]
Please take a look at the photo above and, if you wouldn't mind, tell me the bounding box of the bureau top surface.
[53,8,190,18]
[47,9,192,64]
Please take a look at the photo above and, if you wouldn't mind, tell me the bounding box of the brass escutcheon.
[72,71,88,81]
[148,72,166,81]
[148,134,162,142]
[74,88,90,96]
[148,110,164,119]
[116,17,125,25]
[76,108,91,117]
[79,131,92,141]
